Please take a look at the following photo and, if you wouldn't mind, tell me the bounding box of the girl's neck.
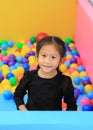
[38,68,57,79]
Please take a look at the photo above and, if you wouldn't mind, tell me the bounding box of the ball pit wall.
[0,0,77,42]
[75,0,93,84]
[0,111,93,130]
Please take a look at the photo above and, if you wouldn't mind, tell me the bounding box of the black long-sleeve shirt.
[14,70,77,110]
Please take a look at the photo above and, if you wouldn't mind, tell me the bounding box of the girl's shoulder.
[23,69,37,79]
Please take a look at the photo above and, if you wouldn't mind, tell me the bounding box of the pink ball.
[74,56,82,65]
[3,56,10,61]
[80,97,91,106]
[69,67,77,74]
[0,54,4,61]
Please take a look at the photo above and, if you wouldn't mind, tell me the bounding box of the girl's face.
[37,43,62,75]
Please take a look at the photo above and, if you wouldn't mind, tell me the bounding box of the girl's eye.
[51,56,56,59]
[42,54,46,57]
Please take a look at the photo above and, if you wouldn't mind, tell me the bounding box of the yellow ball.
[71,71,80,78]
[69,43,75,48]
[84,84,93,93]
[70,63,78,69]
[59,64,67,73]
[66,54,72,59]
[17,66,24,74]
[80,71,87,77]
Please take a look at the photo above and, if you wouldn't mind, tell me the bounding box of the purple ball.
[70,57,77,63]
[83,80,91,86]
[8,61,15,66]
[22,58,28,63]
[3,60,9,64]
[0,75,4,82]
[29,51,36,56]
[25,53,31,58]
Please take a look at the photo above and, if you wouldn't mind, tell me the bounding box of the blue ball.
[64,61,71,68]
[87,92,93,99]
[8,41,14,47]
[6,73,14,79]
[78,65,86,72]
[1,44,8,50]
[73,76,81,85]
[82,104,93,111]
[3,90,13,100]
[81,76,90,82]
[23,63,30,71]
[16,56,23,63]
[77,85,84,94]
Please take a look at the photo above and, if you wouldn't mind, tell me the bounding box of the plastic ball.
[30,36,36,43]
[68,67,77,74]
[87,91,93,99]
[77,65,86,72]
[16,42,23,49]
[81,75,90,82]
[6,73,14,79]
[84,84,93,93]
[22,63,30,71]
[64,38,73,45]
[1,44,8,50]
[9,77,17,86]
[74,87,80,100]
[70,63,78,69]
[8,40,14,47]
[77,85,84,94]
[8,61,15,66]
[64,61,71,68]
[70,57,77,63]
[71,71,80,77]
[0,75,4,82]
[72,76,81,85]
[59,64,67,73]
[3,90,13,100]
[36,32,48,42]
[16,56,23,63]
[80,71,87,77]
[82,104,93,111]
[1,51,7,56]
[80,97,91,106]
[22,58,28,63]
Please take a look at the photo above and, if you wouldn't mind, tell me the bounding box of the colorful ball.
[8,40,14,47]
[82,104,93,111]
[84,84,93,93]
[6,73,14,79]
[87,91,93,99]
[9,77,17,86]
[72,76,81,85]
[30,36,36,43]
[80,97,91,106]
[77,85,84,94]
[3,90,13,100]
[36,32,48,42]
[64,38,73,45]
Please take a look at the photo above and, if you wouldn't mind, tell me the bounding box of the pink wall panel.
[75,0,93,84]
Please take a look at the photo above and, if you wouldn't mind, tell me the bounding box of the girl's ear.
[59,56,65,65]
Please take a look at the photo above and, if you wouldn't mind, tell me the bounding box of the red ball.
[36,32,48,42]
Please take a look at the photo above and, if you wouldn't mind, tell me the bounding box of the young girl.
[14,36,77,111]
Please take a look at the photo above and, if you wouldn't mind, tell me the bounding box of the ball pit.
[0,34,93,111]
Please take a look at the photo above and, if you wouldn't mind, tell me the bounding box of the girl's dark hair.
[36,36,66,58]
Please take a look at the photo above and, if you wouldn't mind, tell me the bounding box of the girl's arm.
[62,76,77,111]
[14,71,30,110]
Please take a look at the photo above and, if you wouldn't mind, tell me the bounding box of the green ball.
[64,38,72,45]
[30,36,36,43]
[1,40,7,46]
[16,42,23,49]
[1,51,7,56]
[9,77,17,86]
